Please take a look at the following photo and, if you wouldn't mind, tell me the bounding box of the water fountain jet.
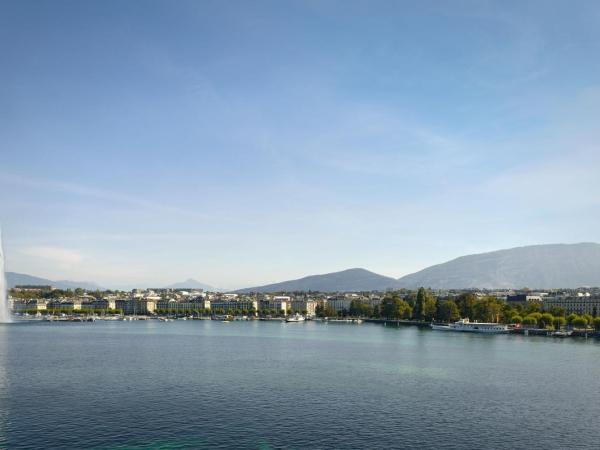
[0,230,11,323]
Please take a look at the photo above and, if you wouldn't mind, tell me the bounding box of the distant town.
[9,284,600,334]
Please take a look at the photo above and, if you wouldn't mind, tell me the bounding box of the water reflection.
[0,326,9,448]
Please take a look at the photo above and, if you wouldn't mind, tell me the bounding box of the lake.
[1,320,599,449]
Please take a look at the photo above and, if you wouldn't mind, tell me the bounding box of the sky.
[1,0,600,289]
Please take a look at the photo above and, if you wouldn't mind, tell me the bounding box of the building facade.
[290,299,317,317]
[210,300,258,314]
[543,296,600,316]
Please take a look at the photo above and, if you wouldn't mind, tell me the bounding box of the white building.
[290,299,317,317]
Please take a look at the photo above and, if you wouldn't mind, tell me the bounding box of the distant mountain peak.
[235,267,397,293]
[164,278,216,291]
[6,272,103,290]
[396,242,600,289]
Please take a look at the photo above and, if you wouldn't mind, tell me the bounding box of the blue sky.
[1,0,600,289]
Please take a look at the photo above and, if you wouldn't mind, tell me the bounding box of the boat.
[286,314,305,323]
[551,330,572,338]
[431,318,509,334]
[327,318,363,324]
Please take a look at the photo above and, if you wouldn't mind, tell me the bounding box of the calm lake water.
[1,320,599,449]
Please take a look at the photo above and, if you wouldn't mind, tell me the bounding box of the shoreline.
[8,314,600,339]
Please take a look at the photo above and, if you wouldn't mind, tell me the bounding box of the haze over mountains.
[395,243,600,289]
[164,279,217,291]
[8,243,600,292]
[6,272,103,291]
[6,273,218,292]
[235,268,397,293]
[237,243,600,292]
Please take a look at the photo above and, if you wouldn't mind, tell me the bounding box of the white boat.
[286,314,305,323]
[327,318,363,324]
[551,330,572,338]
[431,318,509,334]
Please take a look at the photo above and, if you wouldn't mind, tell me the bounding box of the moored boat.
[551,330,572,337]
[431,318,509,334]
[286,314,305,323]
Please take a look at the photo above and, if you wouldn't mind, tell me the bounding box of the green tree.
[456,293,477,319]
[538,313,554,329]
[473,296,503,322]
[381,295,412,320]
[522,315,538,327]
[593,317,600,331]
[511,315,523,324]
[501,305,519,323]
[316,304,336,318]
[422,296,437,321]
[525,302,542,314]
[528,312,542,322]
[437,300,460,323]
[349,300,373,317]
[414,288,426,319]
[415,288,435,321]
[572,316,588,329]
[552,316,566,330]
[549,307,566,317]
[372,304,380,318]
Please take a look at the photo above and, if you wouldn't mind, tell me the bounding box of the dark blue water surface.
[1,320,599,449]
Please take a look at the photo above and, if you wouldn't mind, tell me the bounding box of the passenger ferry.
[431,318,509,334]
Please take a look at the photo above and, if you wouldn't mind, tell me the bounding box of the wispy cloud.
[0,173,213,219]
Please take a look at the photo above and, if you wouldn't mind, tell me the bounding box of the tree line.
[338,288,600,329]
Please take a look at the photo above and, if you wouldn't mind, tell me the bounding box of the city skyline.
[2,1,600,288]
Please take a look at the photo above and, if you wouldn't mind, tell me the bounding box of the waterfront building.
[90,297,117,310]
[12,299,48,312]
[259,298,289,315]
[366,296,383,307]
[210,300,258,314]
[326,296,353,313]
[46,298,83,311]
[290,299,317,317]
[157,297,211,313]
[506,294,543,305]
[115,299,157,315]
[542,295,600,316]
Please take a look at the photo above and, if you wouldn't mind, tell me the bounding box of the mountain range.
[6,272,103,291]
[164,278,217,291]
[234,268,397,293]
[237,243,600,292]
[395,242,600,289]
[7,243,600,292]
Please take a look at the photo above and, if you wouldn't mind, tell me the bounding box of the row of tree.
[21,308,123,315]
[10,288,106,300]
[343,289,600,327]
[516,312,600,330]
[347,289,510,323]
